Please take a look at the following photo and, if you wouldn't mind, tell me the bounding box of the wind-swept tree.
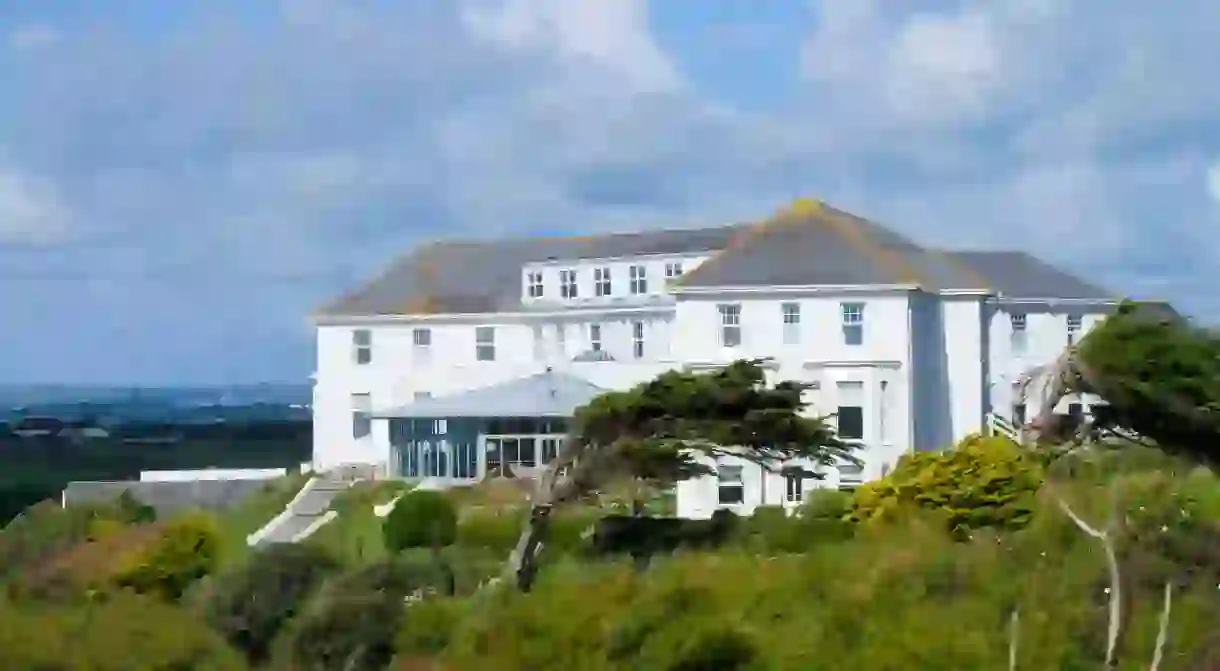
[1014,299,1220,667]
[503,358,856,591]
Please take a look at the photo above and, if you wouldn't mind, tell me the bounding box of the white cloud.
[7,24,59,52]
[1207,162,1220,204]
[461,0,680,93]
[0,165,72,245]
[2,0,1220,382]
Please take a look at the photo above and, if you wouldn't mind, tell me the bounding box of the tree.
[1016,300,1220,462]
[503,358,855,591]
[1015,300,1220,667]
[203,543,341,665]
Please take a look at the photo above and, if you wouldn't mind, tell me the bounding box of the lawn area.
[214,472,310,567]
[303,479,414,565]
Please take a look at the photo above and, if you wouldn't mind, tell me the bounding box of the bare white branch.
[1150,581,1173,671]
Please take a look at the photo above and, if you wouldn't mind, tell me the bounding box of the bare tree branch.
[1150,581,1173,671]
[1053,491,1122,667]
[1009,607,1020,671]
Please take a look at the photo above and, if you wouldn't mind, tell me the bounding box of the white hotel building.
[310,199,1133,518]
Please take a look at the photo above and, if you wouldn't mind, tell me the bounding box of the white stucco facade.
[312,247,1113,517]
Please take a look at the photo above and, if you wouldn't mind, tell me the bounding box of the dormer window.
[629,265,648,294]
[527,271,544,298]
[594,267,611,297]
[665,261,683,278]
[560,269,578,299]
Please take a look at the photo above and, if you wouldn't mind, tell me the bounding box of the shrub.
[383,490,458,552]
[202,542,342,664]
[113,512,222,600]
[851,434,1044,533]
[0,593,247,670]
[395,597,467,659]
[277,591,404,671]
[326,552,456,600]
[115,490,157,524]
[455,508,524,553]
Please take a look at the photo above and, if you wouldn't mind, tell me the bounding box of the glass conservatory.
[374,370,605,483]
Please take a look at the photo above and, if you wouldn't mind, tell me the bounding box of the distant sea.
[0,384,313,423]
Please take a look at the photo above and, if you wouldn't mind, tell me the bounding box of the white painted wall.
[312,281,1114,516]
[139,468,287,482]
[986,302,1110,416]
[520,252,711,307]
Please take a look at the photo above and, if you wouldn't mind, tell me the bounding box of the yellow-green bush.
[851,434,1044,533]
[114,512,222,600]
[0,592,247,670]
[440,489,1220,670]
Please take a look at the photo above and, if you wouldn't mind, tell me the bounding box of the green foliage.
[1074,300,1220,465]
[202,542,341,665]
[0,593,247,670]
[383,489,458,552]
[441,480,1220,669]
[0,498,136,582]
[394,597,467,659]
[115,490,157,524]
[569,359,855,494]
[278,590,404,671]
[851,434,1044,533]
[114,512,222,600]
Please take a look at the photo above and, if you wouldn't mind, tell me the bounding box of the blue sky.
[2,0,1219,385]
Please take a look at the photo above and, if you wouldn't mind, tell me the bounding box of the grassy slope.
[304,480,415,565]
[213,472,310,568]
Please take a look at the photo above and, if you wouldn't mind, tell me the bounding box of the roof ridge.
[818,206,927,286]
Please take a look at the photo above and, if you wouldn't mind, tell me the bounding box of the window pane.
[837,406,864,440]
[843,324,863,345]
[353,329,371,346]
[413,328,431,346]
[718,485,744,505]
[355,347,372,364]
[723,326,741,348]
[518,438,536,466]
[476,327,494,343]
[502,438,519,462]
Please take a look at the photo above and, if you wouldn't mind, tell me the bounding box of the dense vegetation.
[0,419,311,523]
[1,302,1218,669]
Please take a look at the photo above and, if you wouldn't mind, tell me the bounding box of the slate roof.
[372,370,606,418]
[62,478,272,514]
[316,199,1114,316]
[945,251,1112,300]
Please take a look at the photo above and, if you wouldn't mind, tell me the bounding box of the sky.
[2,0,1219,385]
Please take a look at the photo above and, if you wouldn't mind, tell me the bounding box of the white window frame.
[527,271,544,298]
[412,327,431,363]
[351,393,372,440]
[352,329,372,365]
[1010,313,1028,353]
[841,302,864,346]
[475,326,496,361]
[594,267,612,297]
[781,302,801,345]
[629,265,648,294]
[1066,313,1082,346]
[589,323,602,352]
[559,269,578,299]
[632,321,645,359]
[717,463,744,505]
[718,303,742,348]
[664,261,683,279]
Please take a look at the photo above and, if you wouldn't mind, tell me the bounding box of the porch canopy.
[373,370,606,480]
